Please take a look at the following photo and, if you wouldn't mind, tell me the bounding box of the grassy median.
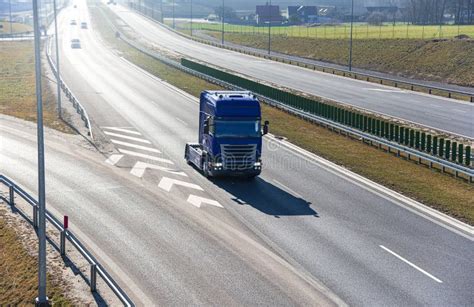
[0,41,73,133]
[201,31,474,88]
[0,21,32,34]
[0,211,70,304]
[92,4,474,224]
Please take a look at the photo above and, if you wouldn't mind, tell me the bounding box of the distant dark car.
[80,22,87,29]
[70,19,77,25]
[71,39,81,49]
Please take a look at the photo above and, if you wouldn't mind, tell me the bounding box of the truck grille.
[220,144,257,170]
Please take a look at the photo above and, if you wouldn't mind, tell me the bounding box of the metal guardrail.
[45,36,94,140]
[0,174,134,306]
[129,5,474,104]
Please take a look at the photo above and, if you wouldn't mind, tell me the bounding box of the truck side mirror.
[203,118,210,134]
[263,121,269,135]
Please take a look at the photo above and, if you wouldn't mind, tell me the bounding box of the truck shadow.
[210,177,319,217]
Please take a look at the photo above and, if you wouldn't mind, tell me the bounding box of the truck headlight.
[213,162,223,167]
[254,162,261,167]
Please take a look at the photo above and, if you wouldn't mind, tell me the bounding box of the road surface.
[108,3,474,139]
[4,1,473,305]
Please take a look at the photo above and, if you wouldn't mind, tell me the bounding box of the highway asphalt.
[108,3,474,139]
[2,1,472,305]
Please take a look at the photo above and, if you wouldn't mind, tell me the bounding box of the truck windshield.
[214,120,260,138]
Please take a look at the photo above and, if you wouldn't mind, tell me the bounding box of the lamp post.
[32,0,48,304]
[8,0,13,36]
[267,0,272,55]
[221,0,224,45]
[190,0,193,36]
[53,0,61,118]
[172,0,175,29]
[348,0,354,71]
[160,0,163,23]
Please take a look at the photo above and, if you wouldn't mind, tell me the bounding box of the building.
[256,3,282,25]
[288,5,318,23]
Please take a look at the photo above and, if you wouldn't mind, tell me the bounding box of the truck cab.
[185,91,269,178]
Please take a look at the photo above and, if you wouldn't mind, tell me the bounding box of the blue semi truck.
[185,91,269,178]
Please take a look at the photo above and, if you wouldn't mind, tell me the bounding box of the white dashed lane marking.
[175,117,188,126]
[380,245,443,283]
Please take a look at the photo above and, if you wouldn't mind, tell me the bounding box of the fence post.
[9,185,14,207]
[33,205,38,228]
[60,215,68,256]
[90,264,97,292]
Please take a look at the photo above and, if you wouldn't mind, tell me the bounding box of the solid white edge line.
[266,134,474,240]
[379,245,443,283]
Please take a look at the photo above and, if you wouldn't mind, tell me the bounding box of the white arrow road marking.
[379,245,443,283]
[104,131,151,144]
[105,154,124,166]
[187,195,223,208]
[101,127,142,135]
[111,139,161,153]
[131,161,187,178]
[118,149,174,165]
[158,177,203,192]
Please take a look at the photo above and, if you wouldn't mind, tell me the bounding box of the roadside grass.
[171,21,474,40]
[0,21,32,34]
[0,41,73,133]
[94,4,474,224]
[0,212,70,304]
[201,31,474,87]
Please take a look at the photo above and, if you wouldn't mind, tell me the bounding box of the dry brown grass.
[0,41,73,133]
[0,213,70,304]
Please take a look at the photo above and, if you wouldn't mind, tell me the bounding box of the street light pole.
[221,0,224,45]
[53,0,61,118]
[32,0,48,304]
[348,0,354,71]
[268,0,272,55]
[190,0,193,36]
[172,0,175,29]
[8,0,13,36]
[160,0,163,23]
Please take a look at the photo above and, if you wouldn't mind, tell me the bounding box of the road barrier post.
[451,142,457,162]
[426,134,432,153]
[445,140,451,160]
[458,144,464,165]
[9,185,14,208]
[60,215,68,256]
[90,264,97,292]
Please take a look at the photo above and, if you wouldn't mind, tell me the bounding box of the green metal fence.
[182,58,472,168]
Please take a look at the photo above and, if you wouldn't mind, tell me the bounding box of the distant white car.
[70,19,77,25]
[80,22,87,29]
[70,38,81,49]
